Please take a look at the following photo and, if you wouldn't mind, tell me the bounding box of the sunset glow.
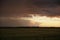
[20,14,60,27]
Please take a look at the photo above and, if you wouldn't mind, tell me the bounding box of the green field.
[0,27,60,40]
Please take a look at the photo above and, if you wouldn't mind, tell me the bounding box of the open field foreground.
[0,27,60,40]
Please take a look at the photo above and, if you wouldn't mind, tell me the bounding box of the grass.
[0,27,60,40]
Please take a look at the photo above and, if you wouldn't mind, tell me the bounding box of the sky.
[0,0,60,27]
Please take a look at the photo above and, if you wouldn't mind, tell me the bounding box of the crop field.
[0,27,60,40]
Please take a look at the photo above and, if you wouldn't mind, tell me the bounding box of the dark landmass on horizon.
[0,27,60,40]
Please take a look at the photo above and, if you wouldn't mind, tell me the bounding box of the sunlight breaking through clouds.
[20,14,60,27]
[0,14,60,27]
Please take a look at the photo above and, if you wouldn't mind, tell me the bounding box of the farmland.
[0,27,60,40]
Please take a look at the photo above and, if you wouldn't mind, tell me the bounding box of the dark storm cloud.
[0,0,60,17]
[32,0,60,17]
[0,0,60,27]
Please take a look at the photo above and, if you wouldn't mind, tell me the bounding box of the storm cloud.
[0,0,60,17]
[0,0,60,27]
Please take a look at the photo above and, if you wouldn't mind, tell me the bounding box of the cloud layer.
[1,0,60,17]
